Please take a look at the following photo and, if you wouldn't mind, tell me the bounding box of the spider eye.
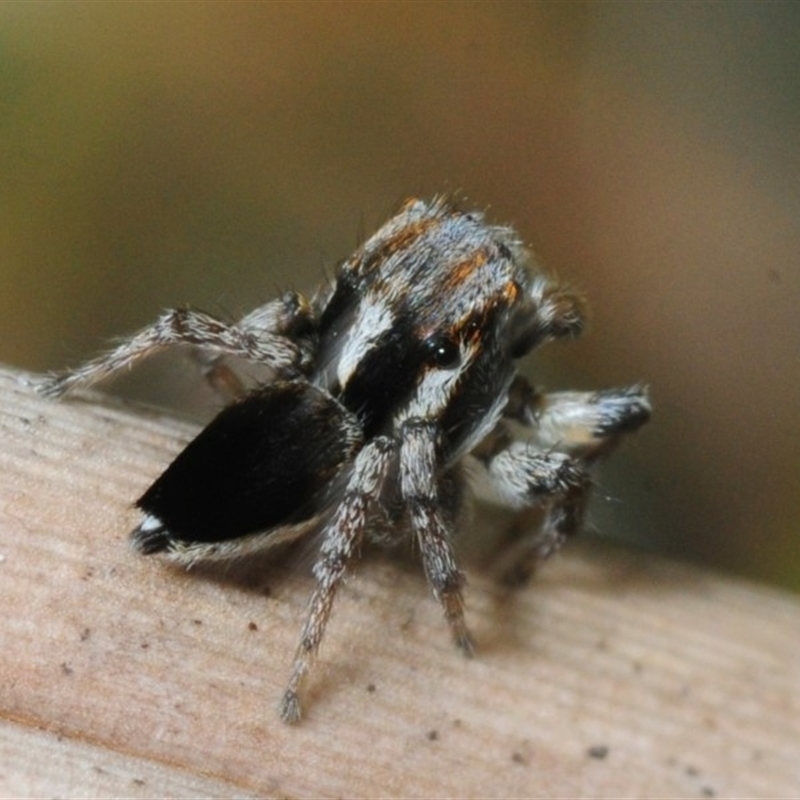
[422,334,460,369]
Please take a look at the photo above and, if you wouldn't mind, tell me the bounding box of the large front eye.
[422,333,461,369]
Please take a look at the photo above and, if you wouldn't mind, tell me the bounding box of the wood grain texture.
[1,365,798,799]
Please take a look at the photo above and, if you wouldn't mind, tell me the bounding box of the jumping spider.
[40,197,650,723]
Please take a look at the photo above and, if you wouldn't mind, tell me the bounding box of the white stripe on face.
[398,355,465,423]
[336,299,396,390]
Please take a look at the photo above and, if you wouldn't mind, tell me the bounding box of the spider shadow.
[155,501,705,665]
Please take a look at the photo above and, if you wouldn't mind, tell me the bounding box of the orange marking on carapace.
[356,217,443,277]
[502,280,521,303]
[444,249,489,289]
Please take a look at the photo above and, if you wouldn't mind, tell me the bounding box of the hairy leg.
[478,380,650,583]
[39,292,315,398]
[399,419,473,653]
[279,437,395,724]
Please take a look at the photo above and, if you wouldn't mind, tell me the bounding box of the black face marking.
[136,382,361,546]
[338,317,428,436]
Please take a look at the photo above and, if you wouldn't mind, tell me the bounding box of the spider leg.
[480,442,591,584]
[279,437,395,724]
[38,291,315,398]
[190,292,317,399]
[481,380,650,584]
[400,419,473,654]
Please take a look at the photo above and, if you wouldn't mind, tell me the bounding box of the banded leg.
[39,291,315,398]
[483,443,591,584]
[191,292,317,399]
[400,419,473,654]
[279,438,395,724]
[488,380,650,583]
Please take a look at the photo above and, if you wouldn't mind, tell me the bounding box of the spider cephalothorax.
[41,197,650,722]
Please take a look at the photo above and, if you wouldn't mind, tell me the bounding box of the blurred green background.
[2,2,798,589]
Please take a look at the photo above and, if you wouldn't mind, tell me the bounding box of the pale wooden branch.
[0,364,798,799]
